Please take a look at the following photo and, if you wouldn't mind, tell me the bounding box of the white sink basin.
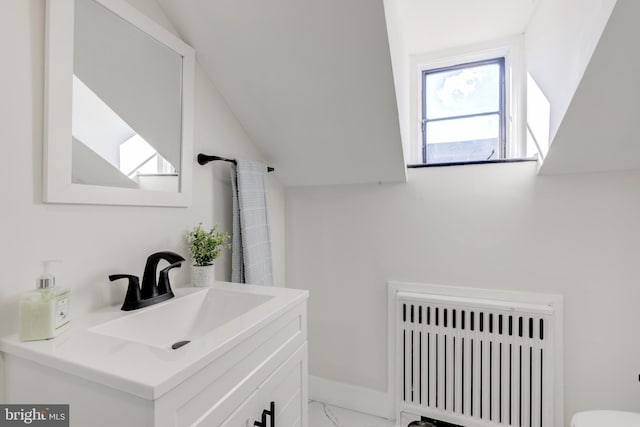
[90,288,274,349]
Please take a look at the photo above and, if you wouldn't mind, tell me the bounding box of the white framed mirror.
[44,0,195,206]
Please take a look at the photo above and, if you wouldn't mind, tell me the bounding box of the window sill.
[407,157,537,169]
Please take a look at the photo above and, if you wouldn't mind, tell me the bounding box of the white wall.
[382,0,410,163]
[525,0,616,141]
[0,0,285,401]
[286,163,640,423]
[536,0,640,176]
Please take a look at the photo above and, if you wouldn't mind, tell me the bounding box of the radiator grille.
[397,292,555,427]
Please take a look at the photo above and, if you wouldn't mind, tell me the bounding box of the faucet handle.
[141,251,186,299]
[157,262,182,296]
[109,274,141,311]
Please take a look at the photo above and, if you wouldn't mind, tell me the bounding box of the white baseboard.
[308,375,395,420]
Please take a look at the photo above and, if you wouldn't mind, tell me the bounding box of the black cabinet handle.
[265,401,275,427]
[254,401,275,427]
[253,410,266,427]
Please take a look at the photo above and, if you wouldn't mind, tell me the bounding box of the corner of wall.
[267,175,286,287]
[0,352,5,402]
[524,0,617,141]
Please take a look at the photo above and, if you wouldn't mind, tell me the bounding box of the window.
[421,58,505,164]
[408,37,529,166]
[119,134,176,178]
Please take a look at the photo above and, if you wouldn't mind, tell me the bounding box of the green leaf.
[186,223,231,266]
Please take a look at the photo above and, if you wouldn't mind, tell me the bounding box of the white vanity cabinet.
[1,284,308,427]
[154,301,308,427]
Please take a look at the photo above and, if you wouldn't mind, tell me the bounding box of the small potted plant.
[186,223,230,287]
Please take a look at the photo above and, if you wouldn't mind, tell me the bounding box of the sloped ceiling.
[157,0,406,186]
[539,0,640,175]
[156,0,627,182]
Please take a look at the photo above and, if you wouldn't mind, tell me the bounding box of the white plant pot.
[192,264,215,287]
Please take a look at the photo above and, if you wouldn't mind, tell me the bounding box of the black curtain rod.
[197,154,274,172]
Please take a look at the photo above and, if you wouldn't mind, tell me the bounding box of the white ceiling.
[157,0,406,186]
[539,0,640,175]
[391,0,536,55]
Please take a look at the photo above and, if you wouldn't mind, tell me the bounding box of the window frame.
[421,57,506,164]
[408,37,526,165]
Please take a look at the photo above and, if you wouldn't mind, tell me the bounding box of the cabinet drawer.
[221,343,307,427]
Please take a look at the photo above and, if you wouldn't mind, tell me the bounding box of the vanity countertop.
[0,281,308,400]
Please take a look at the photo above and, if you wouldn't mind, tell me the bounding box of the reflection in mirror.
[72,0,182,192]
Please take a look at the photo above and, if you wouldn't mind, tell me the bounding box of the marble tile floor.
[308,400,396,427]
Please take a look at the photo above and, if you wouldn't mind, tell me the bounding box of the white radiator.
[394,287,561,427]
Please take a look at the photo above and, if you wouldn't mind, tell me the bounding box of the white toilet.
[571,410,640,427]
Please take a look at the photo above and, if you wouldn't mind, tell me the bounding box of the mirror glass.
[72,0,181,192]
[44,0,194,206]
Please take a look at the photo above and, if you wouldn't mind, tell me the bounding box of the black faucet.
[109,251,185,311]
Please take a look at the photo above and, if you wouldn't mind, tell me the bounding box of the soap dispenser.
[19,261,71,341]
